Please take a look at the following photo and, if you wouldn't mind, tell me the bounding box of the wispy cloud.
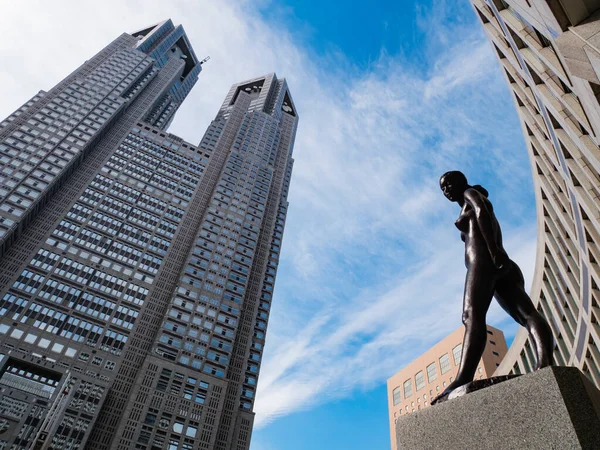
[245,1,538,427]
[256,225,536,426]
[1,0,537,432]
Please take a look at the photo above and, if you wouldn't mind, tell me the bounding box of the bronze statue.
[432,171,553,404]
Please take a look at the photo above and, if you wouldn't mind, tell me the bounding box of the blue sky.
[0,1,536,449]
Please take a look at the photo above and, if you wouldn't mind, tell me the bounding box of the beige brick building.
[386,325,508,450]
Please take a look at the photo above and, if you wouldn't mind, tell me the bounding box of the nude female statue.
[433,171,553,402]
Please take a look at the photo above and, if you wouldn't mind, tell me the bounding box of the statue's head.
[440,170,468,202]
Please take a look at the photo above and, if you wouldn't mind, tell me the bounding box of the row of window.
[392,344,463,405]
[157,117,278,381]
[0,56,144,229]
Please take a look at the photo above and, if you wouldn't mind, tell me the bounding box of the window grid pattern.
[0,25,205,450]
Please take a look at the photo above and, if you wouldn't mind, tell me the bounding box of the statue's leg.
[438,265,495,398]
[494,262,554,370]
[455,265,496,383]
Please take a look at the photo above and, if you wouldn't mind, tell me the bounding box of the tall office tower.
[105,74,298,450]
[468,1,600,383]
[97,75,297,450]
[0,19,203,450]
[0,17,297,450]
[386,325,507,450]
[0,19,201,257]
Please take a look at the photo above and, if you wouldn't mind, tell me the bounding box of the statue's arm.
[464,188,507,268]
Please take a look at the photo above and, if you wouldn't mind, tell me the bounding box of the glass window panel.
[427,362,437,382]
[403,379,413,398]
[393,387,401,405]
[440,354,451,374]
[452,344,463,366]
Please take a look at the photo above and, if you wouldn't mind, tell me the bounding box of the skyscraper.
[468,1,600,384]
[0,20,201,258]
[0,20,298,450]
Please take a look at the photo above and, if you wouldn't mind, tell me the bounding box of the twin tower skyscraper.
[0,20,298,450]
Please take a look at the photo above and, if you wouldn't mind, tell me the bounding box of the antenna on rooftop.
[200,56,210,65]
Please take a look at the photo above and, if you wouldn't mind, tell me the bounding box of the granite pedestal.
[396,366,600,449]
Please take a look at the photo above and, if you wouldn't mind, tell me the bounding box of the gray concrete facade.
[469,0,600,386]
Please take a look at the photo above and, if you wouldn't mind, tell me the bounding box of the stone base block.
[396,366,600,449]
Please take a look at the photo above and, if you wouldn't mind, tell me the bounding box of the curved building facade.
[469,0,600,384]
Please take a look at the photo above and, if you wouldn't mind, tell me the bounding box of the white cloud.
[0,0,538,433]
[256,224,538,427]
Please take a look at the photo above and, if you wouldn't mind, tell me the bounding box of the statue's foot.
[430,388,453,405]
[533,360,552,371]
[430,378,470,405]
[533,354,553,371]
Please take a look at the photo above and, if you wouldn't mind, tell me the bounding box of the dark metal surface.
[432,374,521,405]
[433,171,554,405]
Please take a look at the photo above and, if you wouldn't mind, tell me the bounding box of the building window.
[452,344,463,366]
[440,354,451,374]
[426,363,437,382]
[403,379,413,398]
[173,422,184,434]
[393,387,401,405]
[415,371,425,391]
